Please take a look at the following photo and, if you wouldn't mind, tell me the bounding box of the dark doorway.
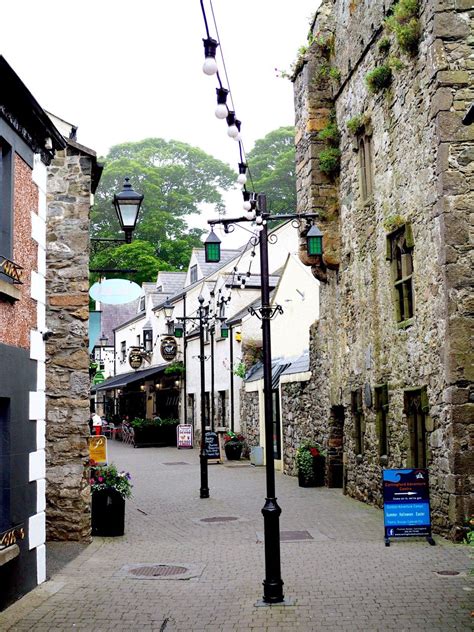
[0,398,11,532]
[327,405,344,488]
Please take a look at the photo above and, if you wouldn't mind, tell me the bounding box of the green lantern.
[174,324,184,338]
[204,229,221,263]
[220,322,229,338]
[306,224,323,256]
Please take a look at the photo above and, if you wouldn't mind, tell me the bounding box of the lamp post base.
[261,497,284,604]
[199,452,209,499]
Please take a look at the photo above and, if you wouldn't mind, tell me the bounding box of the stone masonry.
[290,0,473,538]
[46,140,100,541]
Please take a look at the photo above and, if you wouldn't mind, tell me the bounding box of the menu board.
[177,424,193,449]
[205,431,221,463]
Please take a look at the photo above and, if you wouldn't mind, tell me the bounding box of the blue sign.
[89,279,144,305]
[383,469,433,542]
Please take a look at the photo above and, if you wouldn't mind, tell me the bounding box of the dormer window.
[143,328,153,352]
[139,296,145,312]
[190,265,198,284]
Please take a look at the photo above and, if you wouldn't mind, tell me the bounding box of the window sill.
[0,278,20,302]
[0,544,20,567]
[397,318,414,330]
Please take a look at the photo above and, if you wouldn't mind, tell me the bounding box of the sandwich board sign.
[177,424,193,449]
[204,431,221,464]
[382,468,435,546]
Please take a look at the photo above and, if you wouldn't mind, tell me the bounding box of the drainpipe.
[229,324,234,432]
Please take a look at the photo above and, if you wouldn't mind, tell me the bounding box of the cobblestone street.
[1,441,472,632]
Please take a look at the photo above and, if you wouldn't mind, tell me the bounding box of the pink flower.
[98,476,103,482]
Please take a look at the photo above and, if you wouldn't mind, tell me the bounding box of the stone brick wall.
[292,0,473,538]
[46,142,94,541]
[240,390,260,451]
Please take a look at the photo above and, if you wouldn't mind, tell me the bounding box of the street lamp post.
[205,193,321,604]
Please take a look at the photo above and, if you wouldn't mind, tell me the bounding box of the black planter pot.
[91,488,125,536]
[298,455,326,487]
[224,442,243,460]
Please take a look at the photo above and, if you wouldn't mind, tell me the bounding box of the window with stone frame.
[386,224,415,325]
[374,384,389,458]
[357,133,373,202]
[404,388,429,469]
[120,341,126,362]
[218,390,227,426]
[351,388,364,456]
[187,393,195,424]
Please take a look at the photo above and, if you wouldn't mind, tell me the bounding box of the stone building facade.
[46,133,102,541]
[290,0,473,538]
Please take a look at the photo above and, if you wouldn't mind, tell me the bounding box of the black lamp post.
[113,177,144,244]
[205,194,321,604]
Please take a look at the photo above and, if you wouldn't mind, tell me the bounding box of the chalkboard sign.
[383,468,435,546]
[205,431,221,463]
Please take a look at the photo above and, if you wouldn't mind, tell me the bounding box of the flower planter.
[91,488,125,536]
[298,455,326,487]
[224,442,243,460]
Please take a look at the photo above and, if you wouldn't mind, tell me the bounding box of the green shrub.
[378,37,391,55]
[385,0,420,55]
[317,122,340,146]
[318,148,341,176]
[164,360,185,376]
[388,55,405,72]
[365,65,392,93]
[347,115,365,136]
[130,417,178,429]
[329,67,341,82]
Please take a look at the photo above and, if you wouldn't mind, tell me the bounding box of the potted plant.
[223,431,246,460]
[296,440,326,487]
[130,417,179,447]
[90,463,132,536]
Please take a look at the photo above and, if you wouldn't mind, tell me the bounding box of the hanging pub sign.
[128,349,143,370]
[161,336,178,361]
[177,424,193,449]
[92,370,105,385]
[382,468,435,546]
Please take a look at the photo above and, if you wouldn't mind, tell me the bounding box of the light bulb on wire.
[215,87,229,119]
[243,190,251,211]
[202,37,219,75]
[237,163,247,185]
[226,111,240,138]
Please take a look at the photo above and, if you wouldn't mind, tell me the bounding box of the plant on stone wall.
[383,214,405,232]
[318,148,342,176]
[346,114,370,136]
[233,362,247,379]
[388,55,405,72]
[385,0,420,56]
[329,67,341,82]
[378,37,391,55]
[317,121,340,146]
[365,65,392,94]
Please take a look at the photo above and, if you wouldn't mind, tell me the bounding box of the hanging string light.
[202,37,219,75]
[215,87,229,119]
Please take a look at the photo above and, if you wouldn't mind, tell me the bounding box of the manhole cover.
[200,516,239,523]
[130,565,188,578]
[435,570,461,576]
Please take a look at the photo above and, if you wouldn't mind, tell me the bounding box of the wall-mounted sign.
[89,436,108,466]
[128,349,144,370]
[177,424,193,449]
[89,279,144,305]
[161,336,178,361]
[383,468,434,546]
[0,524,25,548]
[0,256,23,284]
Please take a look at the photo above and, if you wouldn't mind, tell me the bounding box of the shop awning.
[93,364,168,392]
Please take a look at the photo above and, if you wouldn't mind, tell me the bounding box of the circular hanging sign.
[129,349,144,370]
[89,279,144,305]
[160,336,178,361]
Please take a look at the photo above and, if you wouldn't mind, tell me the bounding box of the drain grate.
[130,565,187,578]
[435,570,461,577]
[281,530,314,541]
[201,516,238,523]
[119,562,206,581]
[162,462,189,466]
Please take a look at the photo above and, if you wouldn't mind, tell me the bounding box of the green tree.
[91,138,235,278]
[246,126,296,214]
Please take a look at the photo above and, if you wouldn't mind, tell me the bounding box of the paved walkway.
[1,442,472,631]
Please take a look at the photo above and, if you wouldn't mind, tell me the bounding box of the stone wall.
[292,0,473,538]
[46,141,95,541]
[240,390,260,451]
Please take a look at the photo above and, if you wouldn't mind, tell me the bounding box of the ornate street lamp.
[220,322,229,338]
[163,298,175,321]
[113,177,144,244]
[204,193,320,605]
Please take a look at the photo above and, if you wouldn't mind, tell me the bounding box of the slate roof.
[245,352,310,385]
[157,272,186,295]
[100,300,140,345]
[194,248,242,281]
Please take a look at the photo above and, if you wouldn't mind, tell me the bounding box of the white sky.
[2,0,320,246]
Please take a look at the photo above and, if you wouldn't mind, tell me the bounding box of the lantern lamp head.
[220,322,229,339]
[163,298,175,320]
[306,224,323,256]
[174,323,184,339]
[112,178,144,243]
[204,229,221,263]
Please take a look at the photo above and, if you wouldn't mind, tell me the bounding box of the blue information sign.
[382,469,435,546]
